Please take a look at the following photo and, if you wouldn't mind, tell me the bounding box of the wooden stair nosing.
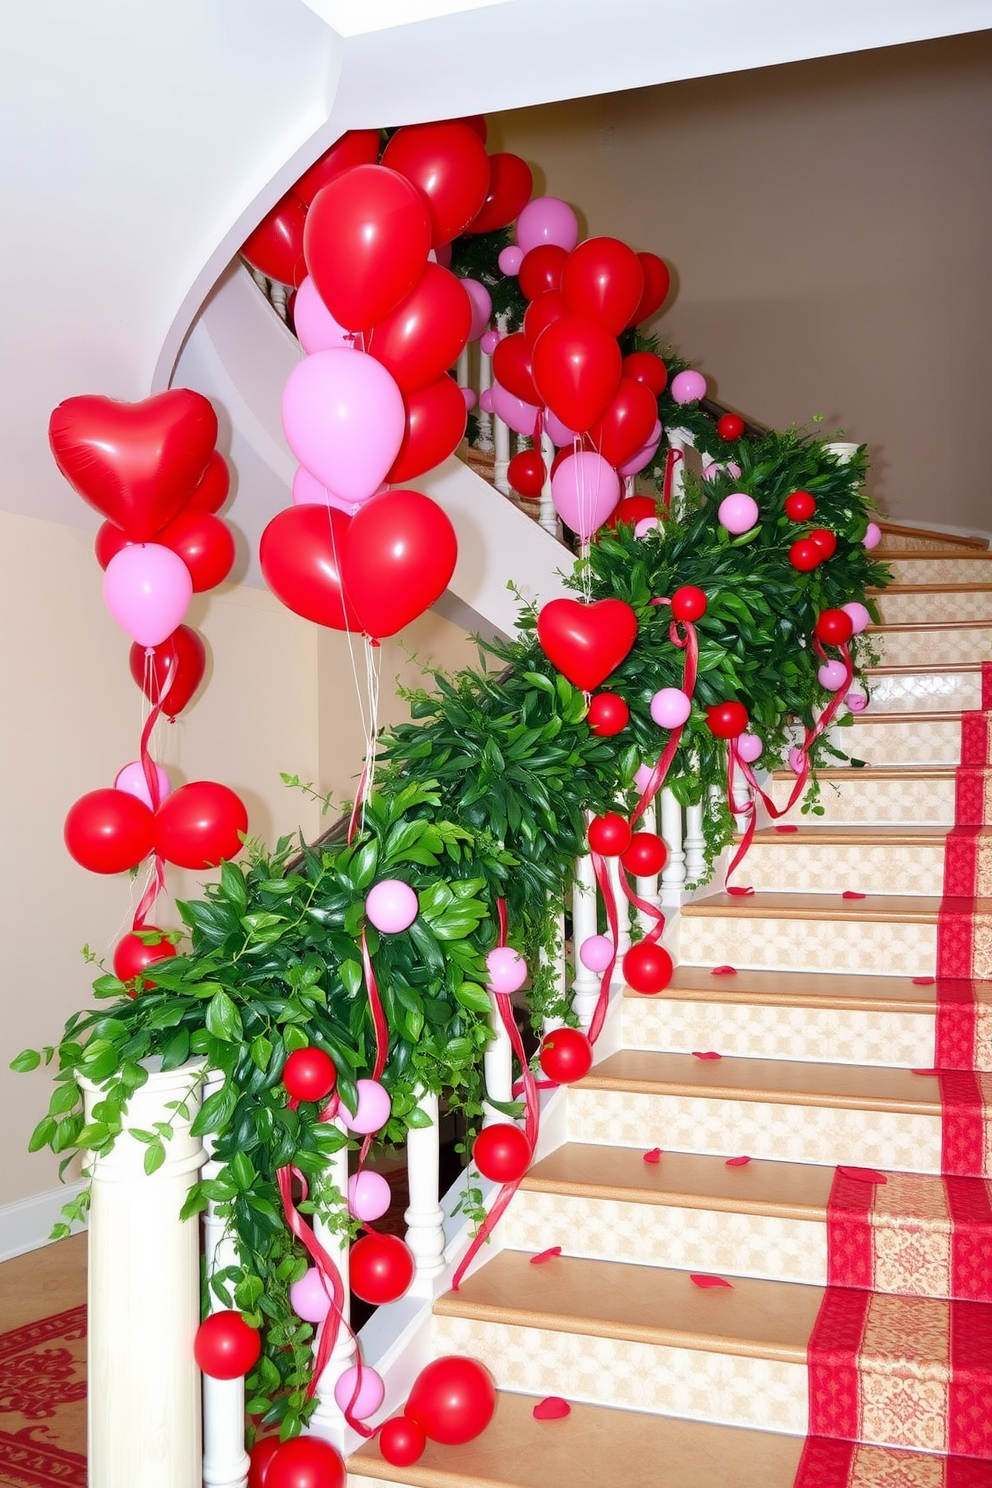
[878,522,989,549]
[636,964,938,1015]
[681,890,943,924]
[744,824,948,845]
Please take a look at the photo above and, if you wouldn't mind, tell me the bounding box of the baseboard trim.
[0,1182,88,1262]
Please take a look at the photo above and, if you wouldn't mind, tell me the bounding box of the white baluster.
[540,907,568,1037]
[570,849,601,1031]
[492,315,511,493]
[202,1074,250,1488]
[456,346,470,393]
[268,280,288,322]
[666,429,693,519]
[732,770,752,833]
[607,853,632,968]
[659,787,687,895]
[404,1087,445,1288]
[307,1132,354,1453]
[84,1060,205,1488]
[823,441,860,465]
[539,427,559,538]
[477,340,494,450]
[683,800,707,886]
[482,998,513,1126]
[635,797,663,933]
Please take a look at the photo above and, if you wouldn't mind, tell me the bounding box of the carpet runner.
[0,1307,86,1488]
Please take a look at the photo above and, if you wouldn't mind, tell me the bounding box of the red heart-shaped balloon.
[259,504,362,632]
[49,390,218,541]
[536,598,637,691]
[341,489,457,639]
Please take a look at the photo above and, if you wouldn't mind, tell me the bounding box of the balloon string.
[662,447,683,511]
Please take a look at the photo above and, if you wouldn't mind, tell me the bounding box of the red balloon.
[492,332,539,406]
[670,585,707,622]
[628,252,671,326]
[815,608,854,646]
[241,191,307,285]
[518,244,568,301]
[349,1233,415,1305]
[784,491,816,522]
[187,452,231,514]
[604,495,659,531]
[113,929,177,986]
[561,237,644,336]
[154,782,248,870]
[809,527,838,559]
[264,1437,345,1488]
[589,377,659,468]
[588,812,632,857]
[523,289,566,352]
[621,832,668,877]
[156,510,235,592]
[466,152,533,234]
[472,1123,532,1183]
[49,390,218,541]
[193,1312,261,1380]
[386,375,467,484]
[366,264,472,393]
[94,520,128,570]
[587,692,629,736]
[531,315,623,434]
[341,490,457,640]
[622,941,674,994]
[379,1415,426,1468]
[706,701,749,739]
[507,449,545,499]
[382,122,491,246]
[294,130,381,206]
[259,505,362,632]
[457,115,488,142]
[248,1437,281,1488]
[64,789,154,875]
[717,413,745,441]
[304,165,432,331]
[129,624,207,719]
[536,597,637,692]
[539,1027,593,1084]
[790,537,822,572]
[406,1356,496,1446]
[622,351,668,395]
[283,1047,337,1102]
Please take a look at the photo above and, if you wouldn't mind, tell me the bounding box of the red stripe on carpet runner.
[940,1070,988,1177]
[805,1286,870,1444]
[950,1299,992,1459]
[946,1177,992,1302]
[793,1439,992,1486]
[960,712,991,768]
[825,1171,874,1292]
[982,662,992,712]
[937,980,981,1072]
[792,1435,856,1486]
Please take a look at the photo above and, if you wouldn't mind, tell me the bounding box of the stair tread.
[349,1392,808,1488]
[434,1250,821,1363]
[747,824,947,844]
[770,766,956,780]
[644,965,938,1012]
[878,522,988,549]
[682,890,944,921]
[578,1049,943,1114]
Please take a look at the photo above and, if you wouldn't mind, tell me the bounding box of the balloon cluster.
[49,389,249,987]
[377,1355,496,1468]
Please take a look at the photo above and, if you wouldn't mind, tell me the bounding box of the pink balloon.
[291,465,371,514]
[550,451,620,541]
[864,522,882,549]
[114,760,171,810]
[737,733,763,764]
[818,660,848,691]
[486,946,527,994]
[343,1079,392,1135]
[333,1364,384,1421]
[103,544,193,647]
[789,746,805,774]
[293,277,355,354]
[650,688,692,728]
[348,1170,391,1223]
[670,369,707,405]
[498,246,524,275]
[515,197,580,254]
[718,493,759,535]
[460,386,477,411]
[845,689,869,712]
[579,934,614,973]
[544,409,580,447]
[842,602,871,635]
[479,329,501,356]
[634,517,660,538]
[490,382,540,437]
[461,277,493,341]
[618,419,663,477]
[366,879,418,933]
[634,763,654,793]
[282,349,405,503]
[704,460,743,482]
[290,1266,332,1324]
[478,388,495,414]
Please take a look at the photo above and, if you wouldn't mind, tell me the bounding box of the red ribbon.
[662,447,684,511]
[131,644,177,931]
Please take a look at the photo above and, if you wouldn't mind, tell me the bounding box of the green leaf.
[28,1116,57,1152]
[453,981,492,1015]
[143,1141,166,1176]
[10,1049,41,1073]
[190,1080,237,1138]
[250,1035,274,1073]
[206,990,242,1043]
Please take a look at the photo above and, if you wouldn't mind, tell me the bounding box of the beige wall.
[0,510,474,1210]
[491,32,992,534]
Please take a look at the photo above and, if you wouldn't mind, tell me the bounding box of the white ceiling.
[4,0,991,546]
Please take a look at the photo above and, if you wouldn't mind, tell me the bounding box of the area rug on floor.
[0,1307,86,1488]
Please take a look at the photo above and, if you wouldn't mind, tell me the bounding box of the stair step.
[840,712,964,766]
[877,523,989,551]
[567,1050,943,1172]
[678,891,940,977]
[871,585,992,625]
[885,555,992,585]
[739,824,947,896]
[870,621,992,668]
[863,664,982,714]
[431,1250,817,1435]
[767,766,956,826]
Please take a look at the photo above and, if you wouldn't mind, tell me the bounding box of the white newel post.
[483,997,513,1126]
[202,1074,250,1488]
[659,787,687,897]
[539,427,559,537]
[308,1132,355,1453]
[404,1087,446,1288]
[85,1059,206,1488]
[570,849,600,1030]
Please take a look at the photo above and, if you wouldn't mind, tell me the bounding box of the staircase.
[347,524,992,1488]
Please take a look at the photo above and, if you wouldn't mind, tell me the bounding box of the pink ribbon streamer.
[131,644,177,931]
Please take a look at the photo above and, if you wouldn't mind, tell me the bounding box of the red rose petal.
[912,976,936,986]
[642,1147,662,1164]
[711,965,737,976]
[533,1397,571,1420]
[838,1165,887,1184]
[530,1247,563,1265]
[725,1155,752,1167]
[693,1051,722,1060]
[690,1273,734,1288]
[727,885,754,896]
[775,824,799,833]
[912,1068,941,1077]
[842,891,866,899]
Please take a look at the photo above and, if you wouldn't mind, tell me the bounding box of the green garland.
[13,425,889,1439]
